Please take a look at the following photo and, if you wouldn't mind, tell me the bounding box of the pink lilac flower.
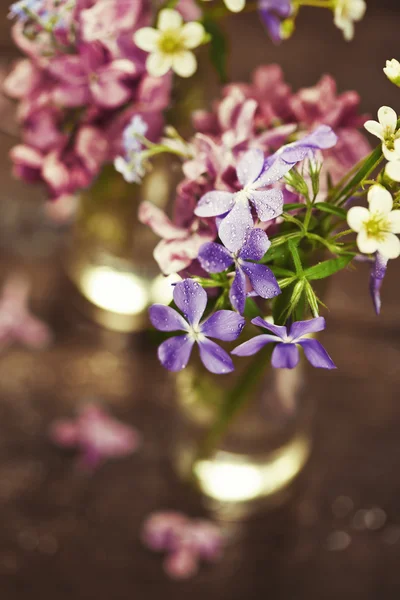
[198,229,280,314]
[258,0,292,43]
[139,189,216,275]
[370,252,388,315]
[49,404,141,468]
[49,43,137,109]
[142,511,223,580]
[149,279,245,373]
[0,275,52,350]
[232,316,336,369]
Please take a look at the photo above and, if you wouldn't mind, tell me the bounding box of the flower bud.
[383,59,400,87]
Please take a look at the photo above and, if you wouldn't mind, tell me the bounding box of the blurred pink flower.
[0,275,52,350]
[41,125,108,200]
[49,43,138,109]
[49,404,141,468]
[142,511,223,580]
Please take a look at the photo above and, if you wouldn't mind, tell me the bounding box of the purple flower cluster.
[142,511,223,580]
[4,0,172,201]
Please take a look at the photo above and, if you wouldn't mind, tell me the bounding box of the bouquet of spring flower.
[6,0,400,459]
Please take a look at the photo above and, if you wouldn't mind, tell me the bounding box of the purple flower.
[141,511,223,580]
[278,125,338,163]
[194,148,299,253]
[370,252,388,315]
[49,404,141,469]
[258,0,292,43]
[198,229,281,315]
[232,316,336,369]
[149,279,245,374]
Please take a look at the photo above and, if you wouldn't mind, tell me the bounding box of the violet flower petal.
[239,228,271,261]
[259,10,282,43]
[254,156,295,188]
[188,520,223,562]
[158,335,194,372]
[195,190,235,218]
[142,512,188,552]
[198,242,234,273]
[251,316,287,339]
[271,343,300,369]
[250,189,284,222]
[289,316,326,341]
[149,304,189,332]
[198,338,235,374]
[173,279,207,326]
[231,334,281,356]
[164,548,199,580]
[241,262,281,300]
[201,310,245,341]
[218,199,254,253]
[298,339,336,369]
[230,267,247,315]
[370,252,388,315]
[236,148,265,187]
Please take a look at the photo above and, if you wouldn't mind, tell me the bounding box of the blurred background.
[0,0,400,598]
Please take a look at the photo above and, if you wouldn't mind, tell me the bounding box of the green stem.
[192,346,272,465]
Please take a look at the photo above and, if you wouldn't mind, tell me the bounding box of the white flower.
[383,59,400,87]
[333,0,366,41]
[133,9,205,78]
[364,106,400,161]
[114,154,146,184]
[201,0,246,12]
[386,159,400,182]
[347,185,400,259]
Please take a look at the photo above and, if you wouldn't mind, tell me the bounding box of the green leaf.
[304,255,354,280]
[316,202,347,219]
[270,232,303,249]
[282,203,306,212]
[162,0,179,7]
[271,266,296,277]
[202,18,228,83]
[305,281,319,317]
[288,239,303,276]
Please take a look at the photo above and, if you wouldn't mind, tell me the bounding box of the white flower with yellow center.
[384,59,400,87]
[201,0,246,12]
[333,0,366,41]
[347,185,400,260]
[133,9,205,78]
[364,106,400,161]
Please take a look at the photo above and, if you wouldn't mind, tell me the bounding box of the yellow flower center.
[158,30,184,55]
[364,213,390,240]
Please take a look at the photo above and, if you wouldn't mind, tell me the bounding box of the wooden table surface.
[1,1,400,598]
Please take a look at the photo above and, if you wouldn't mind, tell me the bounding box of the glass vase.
[172,355,313,520]
[64,159,180,332]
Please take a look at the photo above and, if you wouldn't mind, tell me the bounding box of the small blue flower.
[122,115,148,155]
[198,229,281,315]
[8,0,42,21]
[150,279,245,374]
[258,0,293,43]
[232,316,336,370]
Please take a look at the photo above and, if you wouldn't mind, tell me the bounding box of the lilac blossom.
[49,404,141,469]
[198,229,280,315]
[232,316,336,369]
[194,147,301,253]
[258,0,292,43]
[149,279,245,374]
[48,43,137,109]
[370,252,388,315]
[142,511,223,580]
[114,115,148,183]
[0,274,52,350]
[114,153,146,184]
